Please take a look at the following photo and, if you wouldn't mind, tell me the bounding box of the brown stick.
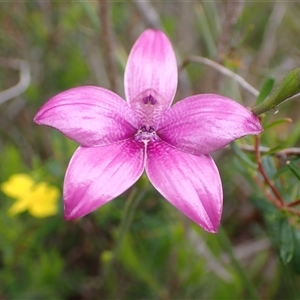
[238,144,300,159]
[287,199,300,208]
[254,135,284,207]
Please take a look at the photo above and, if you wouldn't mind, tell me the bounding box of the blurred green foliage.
[1,1,300,299]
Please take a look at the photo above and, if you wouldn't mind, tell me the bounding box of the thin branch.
[287,199,300,208]
[242,138,300,216]
[253,173,280,208]
[221,238,270,264]
[98,0,118,93]
[0,58,31,105]
[181,55,259,97]
[238,144,300,159]
[132,0,162,29]
[254,135,284,207]
[283,92,300,103]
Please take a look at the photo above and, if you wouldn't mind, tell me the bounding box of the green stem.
[217,227,261,300]
[100,187,148,288]
[113,187,146,257]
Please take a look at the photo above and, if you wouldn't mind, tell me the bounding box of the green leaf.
[264,118,292,130]
[271,68,300,102]
[195,4,217,58]
[250,195,277,215]
[119,233,162,293]
[279,217,294,264]
[292,228,300,273]
[80,1,100,30]
[217,228,260,300]
[264,145,288,156]
[230,141,256,169]
[252,68,300,115]
[287,160,300,181]
[286,120,300,146]
[262,156,277,178]
[255,77,275,106]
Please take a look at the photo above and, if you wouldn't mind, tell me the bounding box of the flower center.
[131,89,167,144]
[142,94,157,105]
[130,88,167,130]
[134,125,160,144]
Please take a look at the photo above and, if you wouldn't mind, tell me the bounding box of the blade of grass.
[217,227,260,300]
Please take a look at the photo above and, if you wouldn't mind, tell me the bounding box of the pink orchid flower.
[34,29,262,233]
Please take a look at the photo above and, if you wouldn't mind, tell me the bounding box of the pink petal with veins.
[34,86,139,146]
[64,139,145,220]
[158,94,262,155]
[145,141,222,233]
[124,29,178,124]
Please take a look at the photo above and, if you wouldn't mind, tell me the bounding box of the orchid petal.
[145,141,222,233]
[124,29,178,125]
[34,86,139,146]
[158,94,262,155]
[64,139,145,220]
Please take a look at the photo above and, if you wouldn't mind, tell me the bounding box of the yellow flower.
[1,173,60,218]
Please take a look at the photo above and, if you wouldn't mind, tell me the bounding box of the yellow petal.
[8,196,31,215]
[29,203,58,218]
[3,174,60,218]
[1,174,33,199]
[27,183,60,218]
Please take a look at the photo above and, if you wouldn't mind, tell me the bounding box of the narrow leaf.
[195,4,217,57]
[287,160,300,181]
[230,141,256,169]
[292,228,300,273]
[286,120,300,146]
[250,195,277,215]
[265,145,289,156]
[255,77,275,106]
[262,156,277,178]
[252,68,300,115]
[264,118,292,130]
[279,217,294,264]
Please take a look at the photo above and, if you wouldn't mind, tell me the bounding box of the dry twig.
[181,55,259,97]
[0,58,31,105]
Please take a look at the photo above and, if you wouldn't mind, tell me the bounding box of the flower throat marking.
[133,91,162,144]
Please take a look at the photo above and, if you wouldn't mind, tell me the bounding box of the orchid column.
[34,29,262,233]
